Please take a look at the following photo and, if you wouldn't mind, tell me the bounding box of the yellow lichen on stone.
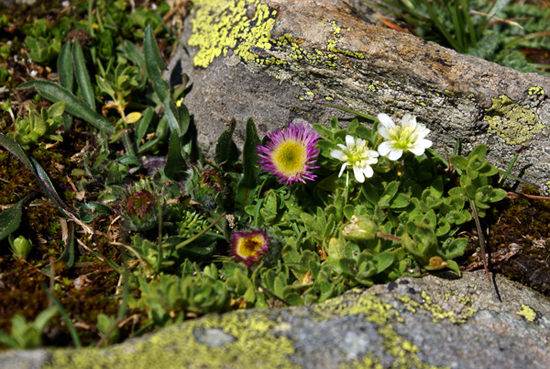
[313,292,446,369]
[398,289,477,324]
[484,95,546,145]
[527,86,545,96]
[188,0,279,68]
[44,310,299,369]
[516,304,538,323]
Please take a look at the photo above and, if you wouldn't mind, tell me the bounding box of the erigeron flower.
[330,135,379,183]
[377,113,432,161]
[257,122,321,185]
[231,230,270,267]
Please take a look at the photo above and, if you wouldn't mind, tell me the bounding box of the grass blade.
[43,287,82,349]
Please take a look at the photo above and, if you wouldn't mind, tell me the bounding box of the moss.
[483,94,546,145]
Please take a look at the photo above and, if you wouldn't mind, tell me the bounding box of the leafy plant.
[0,307,57,349]
[7,100,65,149]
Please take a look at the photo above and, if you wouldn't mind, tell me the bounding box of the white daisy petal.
[363,165,374,178]
[330,150,344,160]
[388,149,403,161]
[408,147,425,156]
[338,162,348,177]
[377,141,392,157]
[345,135,355,148]
[377,113,396,130]
[353,165,365,183]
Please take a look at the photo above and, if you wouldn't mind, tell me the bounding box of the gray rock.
[2,270,550,368]
[166,0,550,191]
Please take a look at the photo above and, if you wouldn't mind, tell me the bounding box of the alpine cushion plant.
[377,113,433,161]
[231,229,270,267]
[330,135,379,183]
[257,122,322,185]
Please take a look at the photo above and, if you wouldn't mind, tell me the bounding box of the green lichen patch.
[397,289,477,324]
[45,310,298,369]
[526,86,545,96]
[312,291,447,369]
[516,304,540,323]
[483,94,545,145]
[188,0,279,68]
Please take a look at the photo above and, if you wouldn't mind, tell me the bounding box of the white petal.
[337,143,348,151]
[420,139,433,148]
[330,150,344,160]
[362,165,374,178]
[353,165,365,183]
[402,113,416,128]
[345,135,355,148]
[365,156,379,165]
[417,126,430,140]
[378,141,392,156]
[388,149,403,161]
[408,147,425,156]
[338,163,348,177]
[377,113,396,130]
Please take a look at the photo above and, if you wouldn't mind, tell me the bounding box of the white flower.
[330,135,379,183]
[377,113,432,161]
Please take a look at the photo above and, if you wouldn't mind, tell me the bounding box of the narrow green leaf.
[144,25,168,102]
[72,40,95,110]
[58,42,73,92]
[135,107,153,146]
[42,288,82,349]
[235,118,261,212]
[0,198,24,241]
[163,98,181,136]
[31,158,71,214]
[165,130,187,180]
[215,118,238,167]
[18,80,114,133]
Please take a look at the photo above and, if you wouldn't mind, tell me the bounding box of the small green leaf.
[373,252,394,273]
[449,155,468,171]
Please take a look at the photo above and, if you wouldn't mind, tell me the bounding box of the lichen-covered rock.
[166,0,550,191]
[3,270,550,368]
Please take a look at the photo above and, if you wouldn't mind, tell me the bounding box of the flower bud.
[11,236,32,260]
[342,215,378,241]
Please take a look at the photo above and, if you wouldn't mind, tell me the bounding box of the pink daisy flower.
[257,122,321,185]
[231,230,270,267]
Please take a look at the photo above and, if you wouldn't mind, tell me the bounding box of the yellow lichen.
[527,86,545,96]
[484,95,546,145]
[516,304,538,323]
[44,311,298,369]
[398,289,477,324]
[188,0,279,68]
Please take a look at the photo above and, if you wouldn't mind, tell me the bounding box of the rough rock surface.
[1,270,550,368]
[166,0,550,191]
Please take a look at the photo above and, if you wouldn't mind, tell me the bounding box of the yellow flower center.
[392,126,417,149]
[236,235,265,259]
[271,140,306,177]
